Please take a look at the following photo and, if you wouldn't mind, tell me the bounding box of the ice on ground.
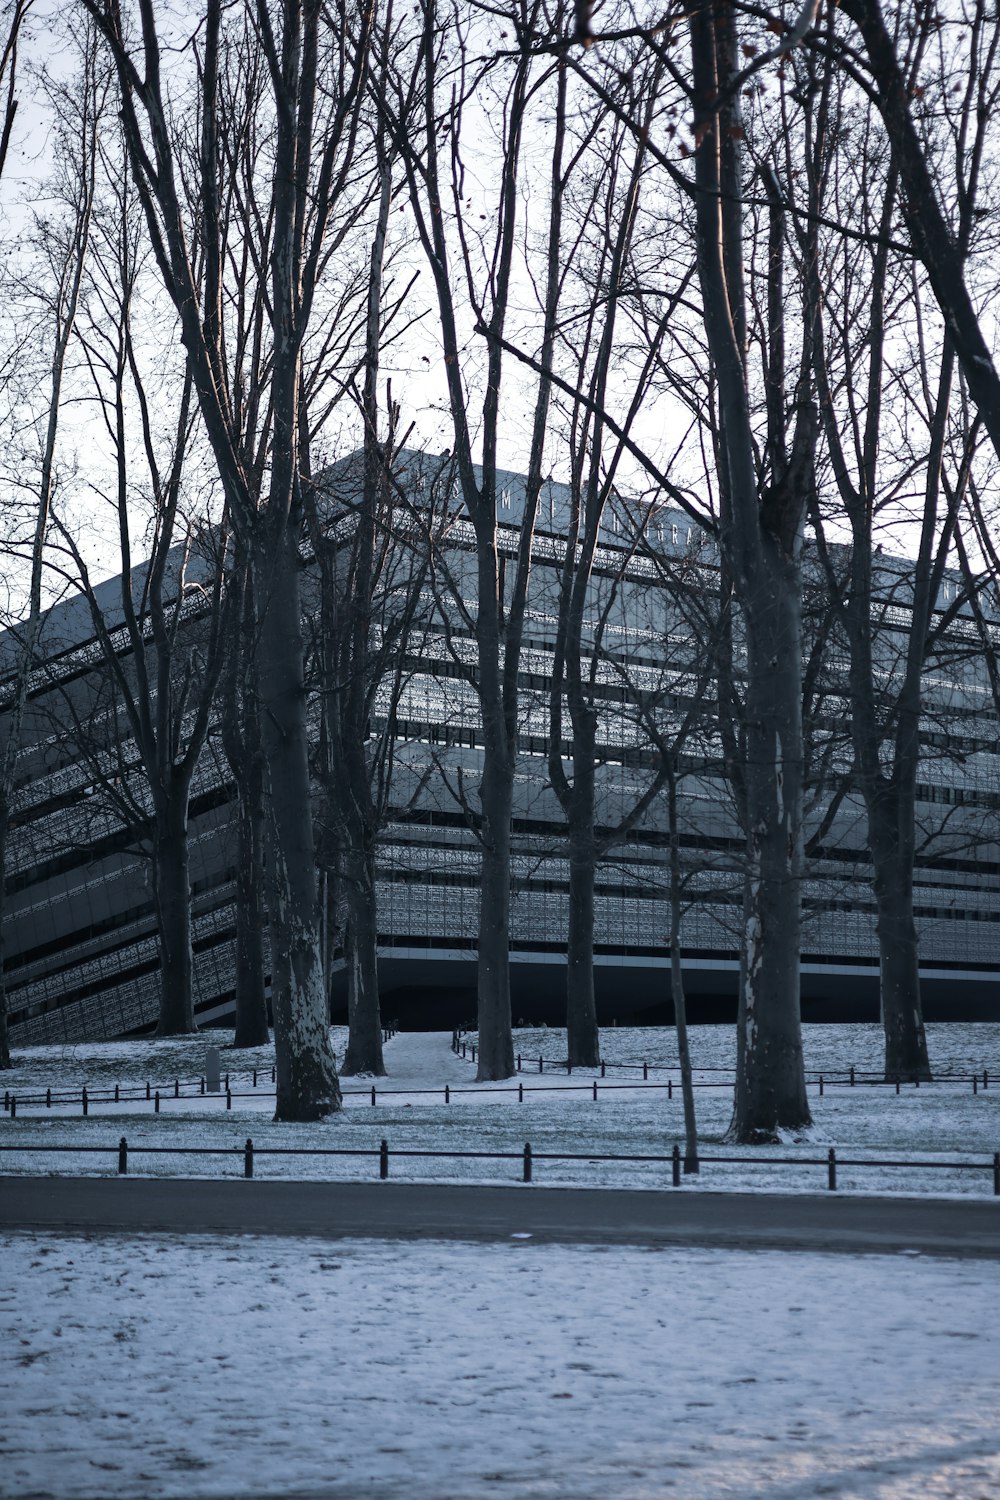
[2,1232,999,1500]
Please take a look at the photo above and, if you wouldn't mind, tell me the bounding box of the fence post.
[115,1084,120,1104]
[200,1077,205,1095]
[667,1078,673,1101]
[974,1075,978,1095]
[226,1087,231,1111]
[253,1069,257,1088]
[380,1139,389,1180]
[672,1143,680,1187]
[462,1042,467,1058]
[82,1086,88,1117]
[146,1081,151,1101]
[819,1077,824,1097]
[592,1080,597,1102]
[271,1065,276,1083]
[994,1152,999,1197]
[539,1056,543,1073]
[244,1139,254,1179]
[895,1075,900,1095]
[643,1061,648,1081]
[517,1054,521,1073]
[371,1086,376,1107]
[118,1137,128,1175]
[445,1085,450,1104]
[46,1088,51,1108]
[523,1142,532,1183]
[601,1062,606,1078]
[9,1095,14,1119]
[518,1081,523,1103]
[154,1090,160,1114]
[828,1147,837,1192]
[850,1066,855,1087]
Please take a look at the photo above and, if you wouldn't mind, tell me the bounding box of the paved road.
[1,1176,998,1257]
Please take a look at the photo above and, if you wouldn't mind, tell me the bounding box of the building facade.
[4,453,999,1043]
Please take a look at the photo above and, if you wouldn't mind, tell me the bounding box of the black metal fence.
[452,1033,994,1094]
[3,1071,996,1120]
[1,1136,998,1194]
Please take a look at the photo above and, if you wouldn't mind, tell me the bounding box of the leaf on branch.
[729,126,745,140]
[742,43,758,57]
[766,18,784,34]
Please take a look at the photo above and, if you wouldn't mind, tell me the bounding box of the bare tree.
[381,0,569,1079]
[42,116,237,1036]
[81,0,379,1117]
[543,54,678,1068]
[679,0,815,1138]
[0,16,99,1066]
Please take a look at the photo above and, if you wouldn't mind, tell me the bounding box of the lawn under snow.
[3,1231,999,1500]
[2,1024,999,1196]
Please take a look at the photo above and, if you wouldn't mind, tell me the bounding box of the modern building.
[4,451,999,1043]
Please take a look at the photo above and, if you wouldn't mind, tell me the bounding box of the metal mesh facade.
[4,457,999,1039]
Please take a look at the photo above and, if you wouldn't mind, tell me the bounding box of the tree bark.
[476,735,516,1081]
[732,543,811,1138]
[869,793,931,1079]
[341,842,385,1076]
[689,0,811,1140]
[565,725,600,1069]
[667,769,699,1171]
[222,551,270,1049]
[152,795,196,1035]
[0,824,10,1066]
[256,522,340,1119]
[232,757,270,1049]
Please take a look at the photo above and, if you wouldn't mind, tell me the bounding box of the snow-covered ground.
[3,1231,999,1500]
[2,1025,999,1196]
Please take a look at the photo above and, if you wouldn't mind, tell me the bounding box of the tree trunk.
[667,771,698,1171]
[731,543,812,1139]
[869,797,931,1080]
[152,795,196,1035]
[0,821,10,1067]
[566,750,600,1068]
[255,524,340,1120]
[232,759,269,1049]
[341,842,385,1076]
[688,0,811,1142]
[476,746,515,1080]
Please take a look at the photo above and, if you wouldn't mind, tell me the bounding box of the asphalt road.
[1,1176,998,1258]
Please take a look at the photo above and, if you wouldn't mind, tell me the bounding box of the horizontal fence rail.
[3,1070,996,1118]
[0,1028,400,1114]
[452,1034,995,1091]
[2,1024,993,1117]
[1,1138,998,1195]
